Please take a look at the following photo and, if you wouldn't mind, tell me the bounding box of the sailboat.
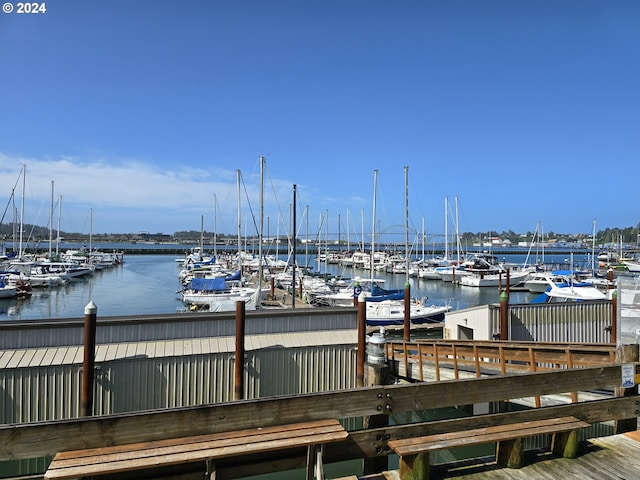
[363,167,451,325]
[180,169,258,311]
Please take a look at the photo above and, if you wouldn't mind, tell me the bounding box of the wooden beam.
[0,364,635,461]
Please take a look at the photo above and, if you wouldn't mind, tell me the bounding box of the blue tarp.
[187,277,227,292]
[367,283,404,302]
[225,270,241,281]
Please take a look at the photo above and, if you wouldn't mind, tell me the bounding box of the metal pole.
[81,301,97,416]
[356,292,366,388]
[403,281,411,342]
[292,184,297,309]
[234,300,246,400]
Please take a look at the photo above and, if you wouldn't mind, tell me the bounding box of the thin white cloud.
[0,153,299,234]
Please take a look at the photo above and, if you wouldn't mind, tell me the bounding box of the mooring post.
[270,276,275,298]
[357,291,366,388]
[403,281,410,342]
[81,301,97,417]
[506,268,511,299]
[499,290,509,341]
[234,300,246,400]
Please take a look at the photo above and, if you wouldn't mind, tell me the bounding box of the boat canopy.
[367,283,404,302]
[187,277,227,292]
[225,270,241,281]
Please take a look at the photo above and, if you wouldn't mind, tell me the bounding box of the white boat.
[0,277,17,299]
[7,262,68,287]
[339,251,370,269]
[622,260,640,273]
[312,277,391,307]
[180,274,257,307]
[524,272,567,293]
[365,298,451,326]
[530,280,609,303]
[460,269,530,288]
[41,261,94,278]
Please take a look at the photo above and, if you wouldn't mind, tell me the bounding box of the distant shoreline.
[3,240,634,258]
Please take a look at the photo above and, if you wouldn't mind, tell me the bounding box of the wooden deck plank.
[340,434,640,480]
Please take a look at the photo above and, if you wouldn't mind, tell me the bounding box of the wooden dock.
[343,431,640,480]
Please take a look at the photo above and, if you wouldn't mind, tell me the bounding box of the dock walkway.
[340,432,640,480]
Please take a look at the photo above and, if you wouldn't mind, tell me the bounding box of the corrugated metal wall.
[488,301,613,343]
[1,344,357,424]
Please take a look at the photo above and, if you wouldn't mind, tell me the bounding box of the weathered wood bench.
[388,416,590,480]
[44,419,348,480]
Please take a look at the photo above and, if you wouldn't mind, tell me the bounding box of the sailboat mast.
[404,166,409,282]
[421,217,425,262]
[455,196,460,263]
[236,170,242,279]
[49,180,54,259]
[361,208,364,252]
[200,215,204,253]
[213,194,217,260]
[258,156,264,301]
[89,208,93,260]
[291,183,297,308]
[370,169,378,276]
[444,196,448,260]
[305,205,309,270]
[325,209,329,274]
[56,196,62,255]
[19,164,25,259]
[592,218,596,273]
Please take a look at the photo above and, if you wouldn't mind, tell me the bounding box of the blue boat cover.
[225,270,241,281]
[187,277,227,291]
[367,283,404,302]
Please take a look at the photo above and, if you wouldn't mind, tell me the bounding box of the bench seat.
[388,416,589,480]
[44,419,348,480]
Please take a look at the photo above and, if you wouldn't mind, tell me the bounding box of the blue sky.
[1,1,639,241]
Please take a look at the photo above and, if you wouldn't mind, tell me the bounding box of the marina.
[1,243,639,480]
[0,242,629,322]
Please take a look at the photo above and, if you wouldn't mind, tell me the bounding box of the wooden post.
[399,453,430,480]
[403,281,411,342]
[356,292,366,388]
[496,438,524,468]
[363,327,390,475]
[614,343,639,434]
[611,289,618,344]
[234,300,246,400]
[499,290,509,341]
[270,276,275,298]
[81,301,97,417]
[552,430,581,458]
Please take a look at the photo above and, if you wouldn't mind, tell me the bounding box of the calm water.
[0,254,183,321]
[0,250,595,321]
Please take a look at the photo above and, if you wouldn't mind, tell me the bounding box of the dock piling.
[81,301,97,417]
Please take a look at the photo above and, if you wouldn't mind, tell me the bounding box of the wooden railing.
[386,340,617,380]
[386,340,618,406]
